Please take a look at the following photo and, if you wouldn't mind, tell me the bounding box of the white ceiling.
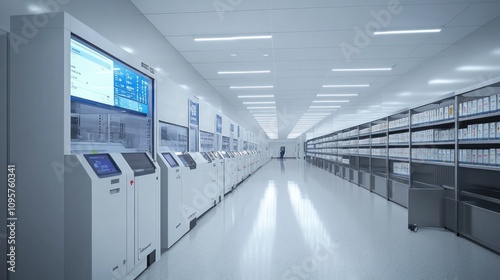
[3,0,500,140]
[130,0,500,139]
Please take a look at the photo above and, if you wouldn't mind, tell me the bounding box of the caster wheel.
[408,224,418,232]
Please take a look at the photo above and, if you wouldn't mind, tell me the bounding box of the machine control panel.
[201,152,212,163]
[178,153,197,170]
[122,153,156,176]
[162,153,179,168]
[84,153,121,178]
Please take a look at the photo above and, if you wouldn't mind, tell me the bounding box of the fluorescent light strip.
[309,106,341,109]
[322,85,370,88]
[243,101,276,105]
[332,68,392,72]
[231,86,274,89]
[238,95,274,98]
[429,79,468,85]
[194,35,272,42]
[303,113,331,116]
[317,94,358,97]
[374,29,441,35]
[219,70,270,74]
[247,106,276,109]
[312,100,349,103]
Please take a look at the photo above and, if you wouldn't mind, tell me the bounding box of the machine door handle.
[110,188,120,195]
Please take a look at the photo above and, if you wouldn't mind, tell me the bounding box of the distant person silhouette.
[280,146,285,159]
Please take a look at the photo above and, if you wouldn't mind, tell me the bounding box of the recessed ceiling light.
[218,70,271,75]
[398,92,412,96]
[230,53,238,57]
[331,67,392,72]
[429,79,469,85]
[179,85,189,90]
[247,106,276,109]
[263,54,269,57]
[243,101,276,104]
[456,66,500,71]
[374,29,441,35]
[238,95,274,98]
[303,113,331,116]
[309,106,341,109]
[194,35,272,42]
[382,101,404,105]
[231,85,274,89]
[27,4,46,13]
[312,100,349,103]
[121,46,134,54]
[322,85,370,88]
[317,94,358,97]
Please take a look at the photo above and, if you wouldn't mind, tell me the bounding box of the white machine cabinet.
[115,152,160,278]
[158,152,190,249]
[65,153,127,280]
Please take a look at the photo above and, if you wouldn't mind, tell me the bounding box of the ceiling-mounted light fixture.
[374,29,441,35]
[332,68,392,72]
[194,35,272,42]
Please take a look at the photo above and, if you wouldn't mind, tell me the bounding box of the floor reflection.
[240,181,277,280]
[287,181,333,250]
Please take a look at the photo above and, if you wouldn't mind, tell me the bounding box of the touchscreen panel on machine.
[84,154,121,177]
[201,152,212,163]
[162,153,179,168]
[122,153,155,176]
[177,154,196,169]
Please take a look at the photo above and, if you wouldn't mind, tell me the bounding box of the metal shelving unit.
[304,78,500,255]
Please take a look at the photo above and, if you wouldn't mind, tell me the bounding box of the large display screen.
[84,154,121,177]
[162,153,179,168]
[70,36,152,115]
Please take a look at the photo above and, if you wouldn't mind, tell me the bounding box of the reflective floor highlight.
[138,159,500,280]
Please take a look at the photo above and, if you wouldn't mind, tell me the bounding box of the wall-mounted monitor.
[84,153,121,178]
[162,152,179,168]
[70,36,152,115]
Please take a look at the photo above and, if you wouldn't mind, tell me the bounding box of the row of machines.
[158,150,271,249]
[65,149,271,279]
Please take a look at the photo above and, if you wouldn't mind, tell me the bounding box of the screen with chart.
[70,36,152,115]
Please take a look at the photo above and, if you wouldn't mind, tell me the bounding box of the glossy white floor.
[139,159,500,280]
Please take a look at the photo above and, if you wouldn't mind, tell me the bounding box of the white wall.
[199,99,215,133]
[268,140,302,158]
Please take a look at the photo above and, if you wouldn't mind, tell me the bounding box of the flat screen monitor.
[84,153,121,178]
[162,152,179,168]
[70,36,152,115]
